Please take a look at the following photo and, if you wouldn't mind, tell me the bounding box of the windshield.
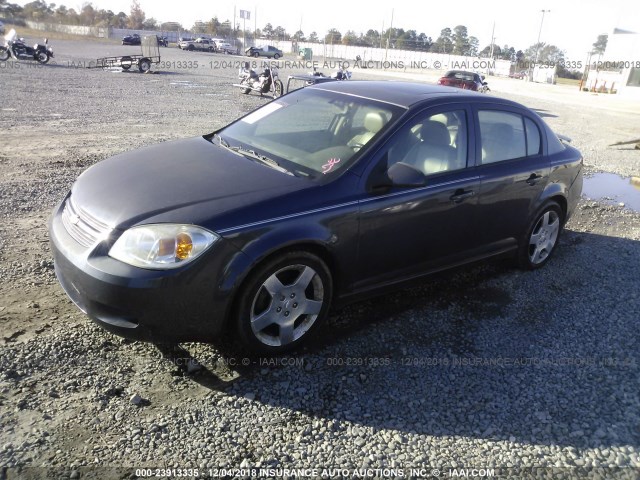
[217,88,403,178]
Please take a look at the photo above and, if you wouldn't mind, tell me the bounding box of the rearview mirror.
[387,162,426,188]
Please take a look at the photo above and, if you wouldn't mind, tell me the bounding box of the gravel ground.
[1,36,640,479]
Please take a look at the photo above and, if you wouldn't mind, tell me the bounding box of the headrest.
[364,112,386,134]
[421,121,451,147]
[492,123,514,139]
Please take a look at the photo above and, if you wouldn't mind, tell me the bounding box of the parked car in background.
[179,37,216,52]
[216,42,235,54]
[156,35,168,47]
[50,81,582,354]
[245,45,283,59]
[122,33,141,46]
[510,70,527,80]
[437,70,487,92]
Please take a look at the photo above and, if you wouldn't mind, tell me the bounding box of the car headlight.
[109,224,218,269]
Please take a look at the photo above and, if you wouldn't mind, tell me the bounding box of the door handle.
[450,189,475,203]
[526,173,543,186]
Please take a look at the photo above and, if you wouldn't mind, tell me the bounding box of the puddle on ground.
[582,173,640,212]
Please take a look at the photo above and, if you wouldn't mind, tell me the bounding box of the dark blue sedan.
[49,82,583,354]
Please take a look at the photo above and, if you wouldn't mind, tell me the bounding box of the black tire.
[253,51,260,58]
[273,53,280,60]
[273,79,283,97]
[121,56,132,70]
[36,51,49,64]
[517,201,564,270]
[187,45,194,51]
[138,58,151,73]
[235,251,333,354]
[0,47,10,62]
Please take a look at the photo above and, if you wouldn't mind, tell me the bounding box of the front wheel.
[517,201,564,269]
[121,56,132,70]
[273,53,280,60]
[273,79,283,97]
[235,251,332,354]
[253,51,260,58]
[36,51,49,64]
[0,47,10,61]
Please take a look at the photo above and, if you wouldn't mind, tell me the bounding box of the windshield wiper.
[213,134,294,176]
[231,146,294,176]
[213,133,231,148]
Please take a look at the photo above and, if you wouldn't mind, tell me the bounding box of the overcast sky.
[21,0,640,59]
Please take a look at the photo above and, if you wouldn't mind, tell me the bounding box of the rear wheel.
[36,51,49,64]
[0,47,10,61]
[253,51,260,58]
[235,251,332,354]
[138,58,151,73]
[517,201,563,269]
[273,53,280,59]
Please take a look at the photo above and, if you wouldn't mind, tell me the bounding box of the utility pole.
[385,8,393,62]
[488,21,495,59]
[530,9,550,80]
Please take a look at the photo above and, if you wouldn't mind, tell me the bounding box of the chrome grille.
[61,198,110,247]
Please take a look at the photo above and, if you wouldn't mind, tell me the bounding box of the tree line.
[0,0,183,31]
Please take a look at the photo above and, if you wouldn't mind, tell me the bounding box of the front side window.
[218,88,403,178]
[386,109,468,175]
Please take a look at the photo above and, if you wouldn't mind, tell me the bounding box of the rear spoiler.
[557,134,572,144]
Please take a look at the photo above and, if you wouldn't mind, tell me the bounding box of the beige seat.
[404,120,456,174]
[347,112,386,150]
[481,122,524,164]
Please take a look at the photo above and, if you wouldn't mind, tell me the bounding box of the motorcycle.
[309,66,352,81]
[0,29,54,63]
[480,75,490,93]
[234,62,284,98]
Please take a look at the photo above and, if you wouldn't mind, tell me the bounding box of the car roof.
[311,80,511,109]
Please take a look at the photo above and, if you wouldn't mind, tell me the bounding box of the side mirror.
[387,162,426,188]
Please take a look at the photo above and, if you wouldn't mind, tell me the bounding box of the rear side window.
[479,110,541,164]
[524,117,542,156]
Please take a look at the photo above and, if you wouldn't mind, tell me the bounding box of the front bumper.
[49,198,250,343]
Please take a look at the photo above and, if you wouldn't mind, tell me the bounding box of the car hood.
[71,136,308,231]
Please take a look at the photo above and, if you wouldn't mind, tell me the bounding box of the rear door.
[472,105,550,249]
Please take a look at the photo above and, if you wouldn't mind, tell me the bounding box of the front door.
[355,106,480,291]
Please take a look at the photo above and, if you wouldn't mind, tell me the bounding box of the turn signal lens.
[175,233,193,260]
